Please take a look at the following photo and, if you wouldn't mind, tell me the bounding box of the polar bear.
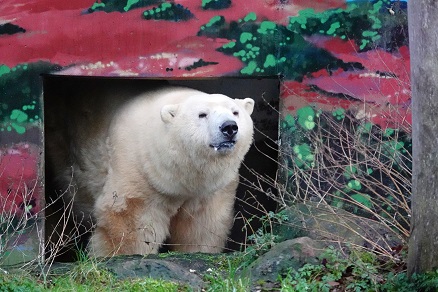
[46,85,254,257]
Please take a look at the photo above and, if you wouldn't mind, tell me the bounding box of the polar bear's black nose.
[220,121,238,139]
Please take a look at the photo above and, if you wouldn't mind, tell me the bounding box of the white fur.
[49,86,254,256]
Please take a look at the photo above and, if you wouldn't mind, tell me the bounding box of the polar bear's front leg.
[88,195,172,257]
[168,181,238,253]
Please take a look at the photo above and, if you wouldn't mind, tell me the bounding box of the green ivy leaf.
[351,193,372,209]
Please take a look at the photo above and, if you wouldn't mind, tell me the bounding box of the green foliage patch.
[289,2,384,50]
[281,247,377,291]
[143,3,194,22]
[0,62,61,134]
[87,0,162,13]
[198,12,362,80]
[198,0,407,79]
[288,0,407,51]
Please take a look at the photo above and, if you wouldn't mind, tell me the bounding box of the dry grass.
[236,98,411,262]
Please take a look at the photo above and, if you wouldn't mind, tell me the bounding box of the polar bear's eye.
[233,111,239,116]
[199,113,208,118]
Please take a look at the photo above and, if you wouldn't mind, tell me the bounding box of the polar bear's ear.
[236,98,255,115]
[161,104,179,123]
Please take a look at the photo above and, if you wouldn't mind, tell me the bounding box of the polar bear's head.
[160,93,254,158]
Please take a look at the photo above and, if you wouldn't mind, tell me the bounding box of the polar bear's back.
[48,86,204,212]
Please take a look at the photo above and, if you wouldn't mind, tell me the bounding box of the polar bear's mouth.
[210,141,236,152]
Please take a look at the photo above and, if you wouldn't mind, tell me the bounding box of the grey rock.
[274,203,405,251]
[245,236,322,283]
[102,255,205,289]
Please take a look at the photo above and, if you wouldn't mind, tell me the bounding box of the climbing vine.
[281,106,411,228]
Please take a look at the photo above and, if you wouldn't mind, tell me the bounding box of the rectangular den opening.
[43,76,280,261]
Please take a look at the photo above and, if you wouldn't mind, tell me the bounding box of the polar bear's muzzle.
[210,141,236,152]
[210,120,238,153]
